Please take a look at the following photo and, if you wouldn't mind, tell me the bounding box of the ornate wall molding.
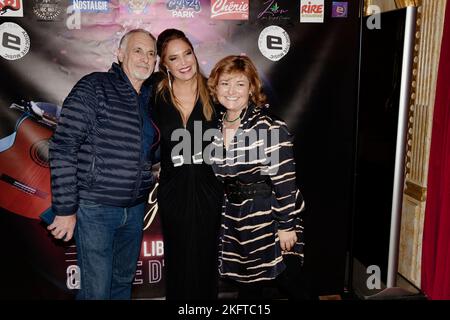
[365,0,447,288]
[399,0,447,288]
[364,0,422,16]
[405,1,447,193]
[363,0,447,288]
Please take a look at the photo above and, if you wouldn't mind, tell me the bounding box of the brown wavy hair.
[207,55,267,107]
[156,29,213,121]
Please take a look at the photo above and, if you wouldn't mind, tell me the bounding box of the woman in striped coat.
[207,55,306,299]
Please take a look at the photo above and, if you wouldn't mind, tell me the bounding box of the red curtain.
[421,1,450,300]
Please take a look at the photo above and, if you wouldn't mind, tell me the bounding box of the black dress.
[153,92,223,300]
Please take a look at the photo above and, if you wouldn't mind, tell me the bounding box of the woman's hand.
[278,230,297,251]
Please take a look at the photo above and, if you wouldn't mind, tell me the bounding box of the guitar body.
[0,116,53,220]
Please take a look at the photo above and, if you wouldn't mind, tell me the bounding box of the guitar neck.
[0,173,48,199]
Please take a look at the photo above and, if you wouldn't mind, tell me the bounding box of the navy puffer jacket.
[49,63,158,215]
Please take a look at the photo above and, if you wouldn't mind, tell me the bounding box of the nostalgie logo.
[258,25,290,61]
[71,0,110,12]
[166,0,201,18]
[300,0,324,23]
[0,0,23,17]
[33,0,63,21]
[332,1,348,18]
[257,0,289,21]
[0,22,30,60]
[121,0,154,14]
[211,0,249,20]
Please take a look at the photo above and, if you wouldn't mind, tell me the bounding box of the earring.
[167,68,172,90]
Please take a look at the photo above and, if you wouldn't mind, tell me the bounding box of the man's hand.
[278,230,297,252]
[47,214,77,242]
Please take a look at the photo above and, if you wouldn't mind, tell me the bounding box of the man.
[48,29,158,299]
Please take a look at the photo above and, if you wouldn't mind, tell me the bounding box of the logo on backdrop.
[331,1,348,18]
[71,0,110,12]
[257,0,289,22]
[300,0,324,23]
[258,25,290,61]
[0,22,30,60]
[210,0,249,20]
[166,0,201,18]
[0,0,23,17]
[33,0,63,21]
[121,0,154,14]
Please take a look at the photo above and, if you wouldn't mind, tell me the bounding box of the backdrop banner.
[0,0,360,299]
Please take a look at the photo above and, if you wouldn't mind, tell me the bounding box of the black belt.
[224,179,272,203]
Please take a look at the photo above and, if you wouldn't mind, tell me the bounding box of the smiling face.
[216,72,251,113]
[118,32,156,83]
[163,38,197,82]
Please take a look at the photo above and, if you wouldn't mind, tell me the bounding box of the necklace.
[223,106,248,124]
[224,113,240,123]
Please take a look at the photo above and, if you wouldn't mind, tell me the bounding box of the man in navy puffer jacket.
[48,29,158,300]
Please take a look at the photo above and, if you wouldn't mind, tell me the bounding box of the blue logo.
[332,2,348,18]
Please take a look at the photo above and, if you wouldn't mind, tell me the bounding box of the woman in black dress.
[152,29,223,300]
[208,55,306,299]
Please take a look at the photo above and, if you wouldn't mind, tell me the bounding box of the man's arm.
[48,76,97,240]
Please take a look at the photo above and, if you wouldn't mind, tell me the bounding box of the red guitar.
[0,102,58,220]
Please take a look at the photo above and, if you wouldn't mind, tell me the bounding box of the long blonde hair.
[156,29,213,121]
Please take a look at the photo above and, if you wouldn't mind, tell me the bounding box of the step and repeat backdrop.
[0,0,360,299]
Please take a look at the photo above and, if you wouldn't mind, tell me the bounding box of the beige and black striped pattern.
[211,105,305,283]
